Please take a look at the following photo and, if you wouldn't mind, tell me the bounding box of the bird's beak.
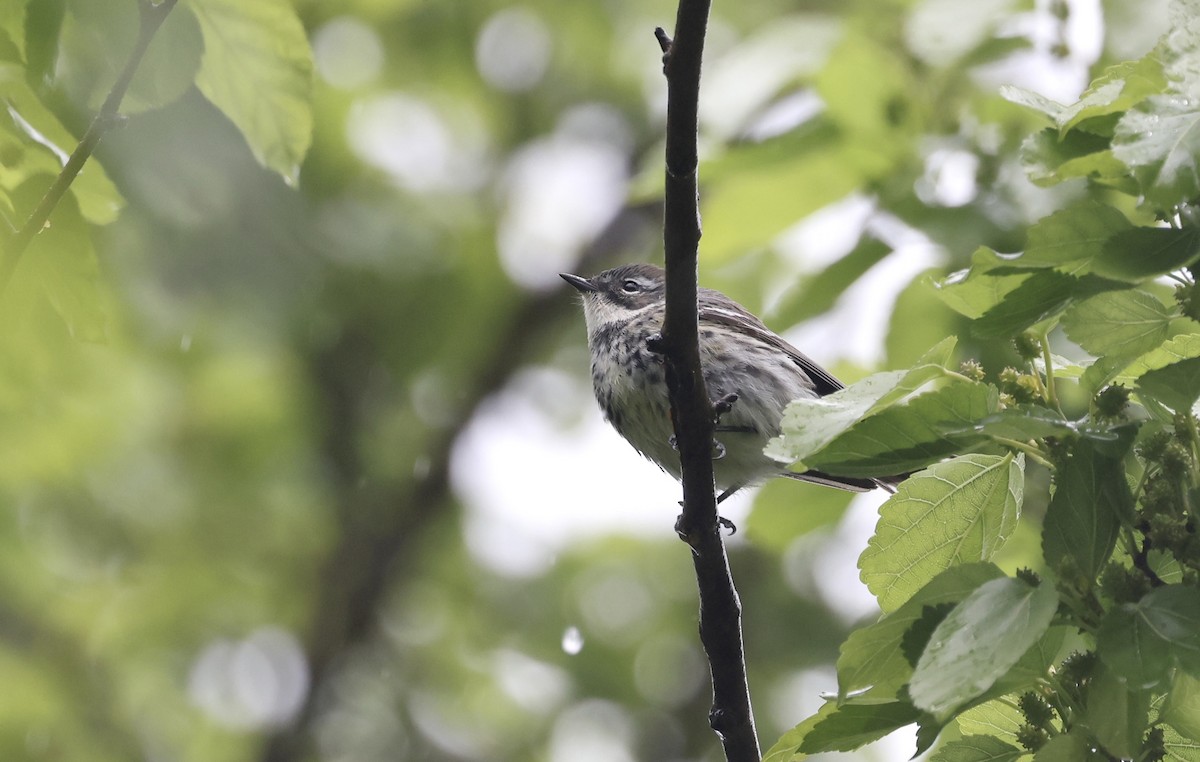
[559,272,597,293]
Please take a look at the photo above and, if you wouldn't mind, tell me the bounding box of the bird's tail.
[783,470,906,494]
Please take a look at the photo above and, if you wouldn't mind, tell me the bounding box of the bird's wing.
[698,302,844,397]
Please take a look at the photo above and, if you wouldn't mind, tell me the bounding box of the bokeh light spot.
[475,8,552,92]
[314,16,384,89]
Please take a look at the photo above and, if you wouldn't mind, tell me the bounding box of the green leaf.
[1093,227,1200,281]
[930,735,1024,762]
[1000,84,1066,122]
[1113,94,1200,212]
[1164,671,1200,740]
[1042,439,1134,581]
[1077,352,1139,395]
[745,478,855,552]
[799,700,924,754]
[965,406,1120,443]
[1021,201,1133,272]
[909,576,1059,722]
[765,338,957,467]
[838,563,1004,695]
[1082,661,1150,760]
[1080,333,1200,393]
[972,272,1119,339]
[1163,723,1200,762]
[1097,585,1200,689]
[860,454,1023,612]
[1123,333,1200,379]
[4,175,105,340]
[1059,55,1168,135]
[190,0,313,183]
[1138,357,1200,411]
[0,63,122,224]
[1084,657,1147,758]
[766,371,916,465]
[802,381,999,477]
[916,716,946,758]
[1032,730,1091,761]
[988,626,1067,699]
[57,0,202,113]
[1061,289,1174,358]
[956,700,1026,745]
[932,250,1031,319]
[1020,128,1133,190]
[762,701,835,762]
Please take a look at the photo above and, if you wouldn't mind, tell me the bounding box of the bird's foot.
[668,434,726,460]
[712,392,754,435]
[673,508,737,537]
[712,392,738,420]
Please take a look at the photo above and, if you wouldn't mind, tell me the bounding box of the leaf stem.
[1039,333,1060,411]
[0,0,180,295]
[940,369,979,384]
[992,437,1055,469]
[1038,673,1076,727]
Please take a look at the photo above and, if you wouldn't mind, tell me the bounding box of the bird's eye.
[621,279,642,293]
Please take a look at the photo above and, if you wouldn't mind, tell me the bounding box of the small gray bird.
[561,263,897,501]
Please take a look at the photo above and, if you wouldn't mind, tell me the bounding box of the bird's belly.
[590,334,820,491]
[593,353,678,475]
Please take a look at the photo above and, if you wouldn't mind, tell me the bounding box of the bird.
[560,263,898,502]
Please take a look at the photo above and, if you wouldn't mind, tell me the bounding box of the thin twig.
[0,0,180,294]
[656,1,761,759]
[1131,533,1166,588]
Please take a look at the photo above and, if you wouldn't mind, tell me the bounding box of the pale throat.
[581,296,652,343]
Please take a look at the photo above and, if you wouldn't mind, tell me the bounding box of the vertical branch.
[0,0,180,294]
[656,1,761,760]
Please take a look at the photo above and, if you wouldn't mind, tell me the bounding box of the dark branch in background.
[656,2,760,760]
[259,203,659,762]
[0,0,180,294]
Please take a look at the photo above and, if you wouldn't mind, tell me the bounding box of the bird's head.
[559,264,666,338]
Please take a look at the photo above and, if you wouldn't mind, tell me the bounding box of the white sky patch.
[812,493,890,623]
[974,0,1103,103]
[451,368,756,571]
[916,147,980,208]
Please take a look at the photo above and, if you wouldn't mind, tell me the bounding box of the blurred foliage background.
[0,0,1178,760]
